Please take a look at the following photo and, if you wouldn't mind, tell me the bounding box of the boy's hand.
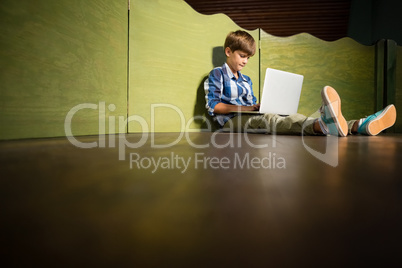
[214,103,260,114]
[243,103,260,111]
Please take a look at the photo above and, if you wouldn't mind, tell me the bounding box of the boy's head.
[224,30,256,57]
[224,30,256,74]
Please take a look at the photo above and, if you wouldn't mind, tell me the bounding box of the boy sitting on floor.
[204,30,397,136]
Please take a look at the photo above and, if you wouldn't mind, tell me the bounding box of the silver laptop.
[237,68,304,115]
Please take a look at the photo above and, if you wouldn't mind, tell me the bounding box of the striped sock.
[317,117,329,135]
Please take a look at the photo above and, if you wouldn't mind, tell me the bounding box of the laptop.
[236,68,304,115]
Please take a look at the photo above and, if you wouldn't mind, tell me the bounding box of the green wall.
[260,31,376,120]
[1,0,398,139]
[129,0,259,132]
[0,0,128,139]
[394,45,402,132]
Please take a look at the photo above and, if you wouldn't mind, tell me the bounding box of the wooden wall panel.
[260,30,376,120]
[394,45,402,132]
[129,0,259,132]
[0,0,128,139]
[185,0,351,41]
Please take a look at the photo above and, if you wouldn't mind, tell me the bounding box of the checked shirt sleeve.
[204,68,224,116]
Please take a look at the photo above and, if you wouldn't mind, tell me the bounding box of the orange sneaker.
[357,104,397,135]
[318,86,348,137]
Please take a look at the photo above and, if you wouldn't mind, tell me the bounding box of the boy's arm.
[214,102,260,114]
[205,68,259,115]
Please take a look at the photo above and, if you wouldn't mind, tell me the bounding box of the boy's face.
[225,47,251,74]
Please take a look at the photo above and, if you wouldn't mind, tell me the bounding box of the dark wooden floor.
[1,133,402,267]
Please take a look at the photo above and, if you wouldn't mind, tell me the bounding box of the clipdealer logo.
[64,102,338,170]
[129,152,286,174]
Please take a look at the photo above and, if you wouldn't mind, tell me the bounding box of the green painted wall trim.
[391,42,402,132]
[386,40,397,105]
[396,45,402,132]
[375,39,400,133]
[386,40,397,132]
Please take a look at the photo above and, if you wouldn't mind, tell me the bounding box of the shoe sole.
[321,86,348,137]
[366,104,396,136]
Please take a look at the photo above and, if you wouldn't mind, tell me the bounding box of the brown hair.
[224,30,256,56]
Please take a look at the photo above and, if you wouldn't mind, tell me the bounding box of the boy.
[204,30,397,136]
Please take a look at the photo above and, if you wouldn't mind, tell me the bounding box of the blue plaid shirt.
[204,63,257,126]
